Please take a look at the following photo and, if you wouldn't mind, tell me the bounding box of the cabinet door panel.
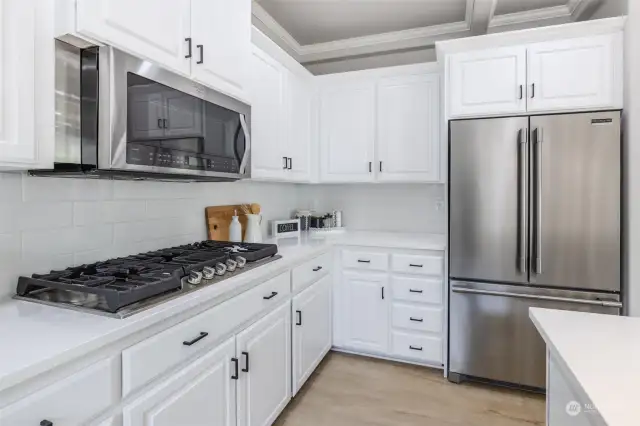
[123,337,236,426]
[527,34,622,112]
[343,271,389,353]
[249,48,287,180]
[237,303,291,426]
[76,0,190,76]
[292,275,332,395]
[190,0,250,100]
[377,73,440,182]
[320,81,375,182]
[287,71,313,182]
[448,46,527,117]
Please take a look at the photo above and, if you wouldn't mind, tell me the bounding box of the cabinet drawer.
[122,271,290,396]
[392,276,442,304]
[391,331,442,364]
[392,253,442,276]
[392,303,442,333]
[0,358,117,425]
[342,250,388,271]
[292,252,332,293]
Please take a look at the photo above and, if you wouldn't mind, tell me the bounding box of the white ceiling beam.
[251,1,302,61]
[468,0,497,35]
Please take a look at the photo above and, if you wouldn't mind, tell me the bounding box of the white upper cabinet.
[377,73,440,182]
[0,0,54,170]
[249,47,288,180]
[448,46,527,118]
[123,337,237,426]
[190,0,250,101]
[527,34,623,112]
[320,80,376,182]
[286,71,313,182]
[76,0,191,76]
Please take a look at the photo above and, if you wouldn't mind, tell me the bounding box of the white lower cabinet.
[123,337,237,426]
[237,302,291,426]
[292,275,332,396]
[0,357,118,426]
[342,271,389,353]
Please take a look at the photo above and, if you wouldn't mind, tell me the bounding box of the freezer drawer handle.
[410,317,424,322]
[409,346,423,351]
[451,286,622,308]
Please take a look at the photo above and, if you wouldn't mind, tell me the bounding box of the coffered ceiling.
[252,0,608,63]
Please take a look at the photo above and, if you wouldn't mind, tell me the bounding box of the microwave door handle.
[239,114,251,174]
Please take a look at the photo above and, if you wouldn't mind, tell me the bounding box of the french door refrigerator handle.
[451,286,622,308]
[535,128,543,274]
[518,128,528,274]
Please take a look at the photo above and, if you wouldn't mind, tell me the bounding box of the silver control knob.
[226,258,238,272]
[187,271,203,285]
[215,262,227,276]
[202,266,216,280]
[236,256,247,268]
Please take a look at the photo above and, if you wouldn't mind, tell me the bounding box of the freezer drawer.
[449,281,620,389]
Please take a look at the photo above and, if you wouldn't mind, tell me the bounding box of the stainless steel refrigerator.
[448,111,622,390]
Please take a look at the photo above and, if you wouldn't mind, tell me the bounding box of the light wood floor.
[275,352,545,426]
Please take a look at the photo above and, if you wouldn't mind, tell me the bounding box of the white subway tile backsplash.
[73,225,114,251]
[22,228,77,257]
[73,201,147,225]
[0,173,23,202]
[18,202,74,230]
[22,176,113,201]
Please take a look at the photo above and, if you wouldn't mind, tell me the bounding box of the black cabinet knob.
[41,421,53,426]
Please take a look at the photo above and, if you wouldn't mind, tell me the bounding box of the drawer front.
[342,250,388,271]
[392,303,442,333]
[0,357,117,425]
[392,276,442,305]
[392,253,443,276]
[122,271,290,396]
[292,251,332,293]
[391,331,442,364]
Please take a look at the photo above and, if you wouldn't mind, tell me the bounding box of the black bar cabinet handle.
[197,44,204,64]
[263,291,278,300]
[158,118,163,129]
[183,331,208,346]
[369,162,372,173]
[381,286,385,300]
[409,264,423,268]
[163,118,168,129]
[409,289,423,294]
[231,357,239,380]
[283,156,288,169]
[40,421,53,426]
[410,317,424,322]
[312,266,323,272]
[409,346,423,351]
[296,310,302,326]
[241,351,250,373]
[357,259,371,263]
[519,84,523,99]
[185,37,192,58]
[379,161,383,172]
[288,157,293,170]
[531,83,535,98]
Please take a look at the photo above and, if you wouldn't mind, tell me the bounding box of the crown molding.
[252,0,605,64]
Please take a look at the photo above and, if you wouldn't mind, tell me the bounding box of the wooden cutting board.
[205,205,248,241]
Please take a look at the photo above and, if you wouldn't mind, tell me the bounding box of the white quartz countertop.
[530,308,640,426]
[0,230,445,393]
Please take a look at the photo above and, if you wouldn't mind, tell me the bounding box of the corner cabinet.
[318,63,442,183]
[74,0,250,101]
[0,0,55,170]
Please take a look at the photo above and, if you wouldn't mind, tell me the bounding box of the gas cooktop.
[14,241,280,318]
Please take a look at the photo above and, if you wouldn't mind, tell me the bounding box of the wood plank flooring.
[275,352,545,426]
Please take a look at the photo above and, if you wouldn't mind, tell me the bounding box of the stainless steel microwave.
[32,41,251,182]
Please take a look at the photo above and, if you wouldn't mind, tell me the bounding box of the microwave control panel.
[127,144,239,173]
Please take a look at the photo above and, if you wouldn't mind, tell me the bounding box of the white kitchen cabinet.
[0,0,54,170]
[448,46,527,117]
[527,34,623,112]
[342,271,389,353]
[190,0,250,101]
[377,73,440,182]
[76,0,191,77]
[286,71,313,182]
[292,275,332,396]
[237,302,291,426]
[249,47,288,180]
[123,337,237,426]
[319,81,376,183]
[0,357,118,425]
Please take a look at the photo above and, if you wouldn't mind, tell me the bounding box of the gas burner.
[15,240,280,317]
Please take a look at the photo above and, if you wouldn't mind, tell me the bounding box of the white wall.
[298,184,446,233]
[591,0,627,19]
[623,0,638,315]
[0,173,300,301]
